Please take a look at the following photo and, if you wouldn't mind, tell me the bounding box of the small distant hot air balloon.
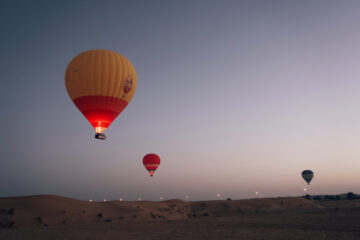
[65,49,137,140]
[143,154,160,177]
[301,170,314,185]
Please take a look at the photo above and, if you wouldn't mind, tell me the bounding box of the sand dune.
[0,195,322,228]
[0,195,359,239]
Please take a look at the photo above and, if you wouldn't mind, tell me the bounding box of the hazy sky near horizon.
[1,0,360,201]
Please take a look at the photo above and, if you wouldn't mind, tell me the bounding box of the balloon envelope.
[301,170,314,185]
[143,154,160,177]
[65,49,137,137]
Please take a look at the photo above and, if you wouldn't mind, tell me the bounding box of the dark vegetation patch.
[303,192,360,201]
[156,214,166,220]
[0,221,15,228]
[222,203,229,208]
[35,216,42,224]
[7,208,15,215]
[0,208,15,215]
[161,208,170,212]
[8,221,15,228]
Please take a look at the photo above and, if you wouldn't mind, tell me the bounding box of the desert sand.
[0,195,359,239]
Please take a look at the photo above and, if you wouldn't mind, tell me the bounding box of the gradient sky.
[1,0,360,201]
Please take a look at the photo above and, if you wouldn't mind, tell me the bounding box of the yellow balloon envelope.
[65,49,137,139]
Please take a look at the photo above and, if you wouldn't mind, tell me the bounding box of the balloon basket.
[95,133,106,140]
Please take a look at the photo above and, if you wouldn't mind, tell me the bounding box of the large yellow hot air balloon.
[65,49,137,139]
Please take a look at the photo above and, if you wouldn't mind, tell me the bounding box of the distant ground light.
[138,197,142,201]
[120,198,123,201]
[160,196,164,200]
[185,195,189,200]
[216,193,221,198]
[89,199,93,203]
[103,199,107,202]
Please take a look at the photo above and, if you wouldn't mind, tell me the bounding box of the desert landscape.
[2,1,360,239]
[0,195,359,240]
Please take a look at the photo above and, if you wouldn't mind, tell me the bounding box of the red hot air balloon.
[143,154,160,177]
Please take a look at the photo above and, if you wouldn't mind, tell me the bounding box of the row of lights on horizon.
[87,191,271,203]
[88,188,313,202]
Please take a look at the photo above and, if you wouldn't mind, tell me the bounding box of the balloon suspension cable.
[95,133,106,140]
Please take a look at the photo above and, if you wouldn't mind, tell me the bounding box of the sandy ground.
[0,195,359,240]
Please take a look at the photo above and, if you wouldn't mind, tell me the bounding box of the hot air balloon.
[65,49,137,140]
[143,154,160,177]
[301,170,314,185]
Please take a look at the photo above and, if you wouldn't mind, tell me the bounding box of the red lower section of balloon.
[73,95,128,132]
[145,166,159,170]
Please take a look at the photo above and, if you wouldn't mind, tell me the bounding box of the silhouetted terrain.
[0,195,359,239]
[304,192,360,201]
